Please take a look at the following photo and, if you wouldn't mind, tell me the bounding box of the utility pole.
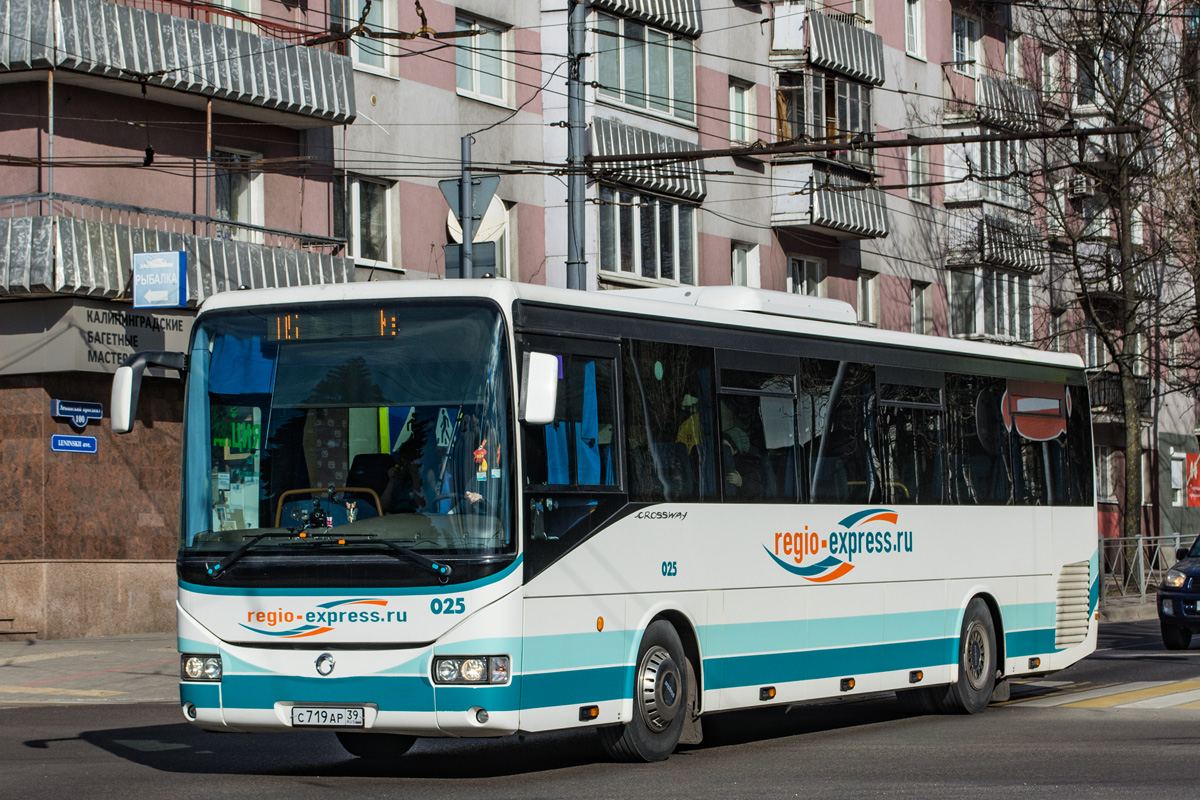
[565,0,586,290]
[460,135,474,277]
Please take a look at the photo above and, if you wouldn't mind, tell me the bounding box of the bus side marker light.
[579,705,600,721]
[840,678,855,692]
[909,670,923,684]
[759,687,776,701]
[1028,657,1041,669]
[597,617,604,632]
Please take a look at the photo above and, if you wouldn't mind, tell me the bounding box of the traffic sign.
[444,242,496,279]
[51,434,98,454]
[133,251,188,308]
[439,175,500,221]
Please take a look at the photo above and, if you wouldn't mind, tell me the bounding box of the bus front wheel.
[599,620,688,762]
[335,731,417,760]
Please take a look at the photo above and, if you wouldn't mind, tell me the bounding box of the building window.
[214,0,257,33]
[1006,32,1021,78]
[343,175,391,268]
[980,128,1028,204]
[1049,311,1064,352]
[952,13,980,77]
[950,268,1031,341]
[908,143,930,203]
[598,186,696,284]
[776,71,873,170]
[1042,45,1066,103]
[597,13,694,121]
[1130,332,1149,378]
[905,0,923,58]
[1095,445,1115,502]
[340,0,386,72]
[1172,453,1186,507]
[911,280,932,335]
[1085,325,1107,370]
[456,16,509,104]
[1143,450,1155,506]
[1075,43,1122,109]
[788,256,824,296]
[213,148,262,242]
[729,79,755,144]
[857,270,878,326]
[732,242,760,287]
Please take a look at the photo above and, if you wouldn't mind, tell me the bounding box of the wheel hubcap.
[638,645,682,731]
[964,621,989,691]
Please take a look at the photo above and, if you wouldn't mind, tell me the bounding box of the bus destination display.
[267,309,399,341]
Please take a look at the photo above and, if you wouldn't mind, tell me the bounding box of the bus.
[111,280,1097,762]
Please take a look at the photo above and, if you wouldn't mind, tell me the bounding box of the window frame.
[596,12,695,123]
[344,0,389,75]
[788,255,825,297]
[857,270,879,326]
[455,14,512,106]
[911,280,932,335]
[344,174,394,271]
[729,79,756,144]
[905,0,924,59]
[731,242,760,288]
[212,146,264,243]
[952,13,980,78]
[598,185,698,285]
[908,142,931,204]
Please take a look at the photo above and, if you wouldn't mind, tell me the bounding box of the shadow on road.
[31,696,919,778]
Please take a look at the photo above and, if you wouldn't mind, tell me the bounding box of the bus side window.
[946,375,1012,505]
[805,361,877,504]
[623,340,717,503]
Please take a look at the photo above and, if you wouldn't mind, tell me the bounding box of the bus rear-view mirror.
[521,351,559,426]
[111,351,187,434]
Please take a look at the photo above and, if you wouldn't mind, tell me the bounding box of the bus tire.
[599,620,688,762]
[1161,622,1192,650]
[335,732,417,760]
[941,598,997,714]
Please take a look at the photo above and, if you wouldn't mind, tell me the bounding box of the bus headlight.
[181,654,222,682]
[433,656,511,685]
[1164,569,1187,589]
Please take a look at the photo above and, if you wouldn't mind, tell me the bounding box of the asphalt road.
[2,620,1198,799]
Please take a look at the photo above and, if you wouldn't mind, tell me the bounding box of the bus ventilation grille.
[1054,560,1092,649]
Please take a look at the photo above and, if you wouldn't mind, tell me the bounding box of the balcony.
[772,162,889,239]
[946,209,1045,274]
[0,0,355,128]
[771,2,884,87]
[0,193,352,304]
[1089,371,1150,418]
[944,67,1038,131]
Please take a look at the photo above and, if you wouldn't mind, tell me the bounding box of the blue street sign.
[51,434,98,454]
[133,251,187,308]
[51,400,104,429]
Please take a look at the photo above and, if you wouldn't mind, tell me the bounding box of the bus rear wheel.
[943,598,998,714]
[335,731,417,760]
[599,620,688,762]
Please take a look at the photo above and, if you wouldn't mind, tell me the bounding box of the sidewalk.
[0,631,177,707]
[1098,595,1158,623]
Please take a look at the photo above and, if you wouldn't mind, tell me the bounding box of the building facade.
[2,0,1194,637]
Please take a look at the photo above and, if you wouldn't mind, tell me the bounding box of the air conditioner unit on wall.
[1070,175,1095,197]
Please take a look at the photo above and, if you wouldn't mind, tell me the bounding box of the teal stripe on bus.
[703,637,956,691]
[220,674,436,711]
[1006,627,1057,657]
[179,556,521,597]
[180,681,220,708]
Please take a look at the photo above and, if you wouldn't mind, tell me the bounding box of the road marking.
[0,650,107,666]
[0,685,124,697]
[1062,680,1200,708]
[1009,681,1162,707]
[1123,685,1200,709]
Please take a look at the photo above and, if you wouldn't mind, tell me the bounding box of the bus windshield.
[179,300,513,587]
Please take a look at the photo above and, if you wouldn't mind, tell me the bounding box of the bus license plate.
[291,706,365,727]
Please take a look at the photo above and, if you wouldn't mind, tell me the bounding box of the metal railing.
[0,192,344,255]
[1099,534,1186,606]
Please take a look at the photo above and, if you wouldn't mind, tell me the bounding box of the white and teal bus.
[112,280,1097,762]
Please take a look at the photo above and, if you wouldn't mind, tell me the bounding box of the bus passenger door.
[518,336,628,729]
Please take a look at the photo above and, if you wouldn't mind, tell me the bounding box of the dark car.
[1158,540,1200,649]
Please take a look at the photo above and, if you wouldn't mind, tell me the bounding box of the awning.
[0,215,353,304]
[807,11,885,86]
[592,0,702,38]
[0,0,355,126]
[811,183,890,239]
[977,74,1039,132]
[591,117,707,202]
[979,214,1044,273]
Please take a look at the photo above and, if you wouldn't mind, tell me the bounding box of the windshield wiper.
[206,531,452,582]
